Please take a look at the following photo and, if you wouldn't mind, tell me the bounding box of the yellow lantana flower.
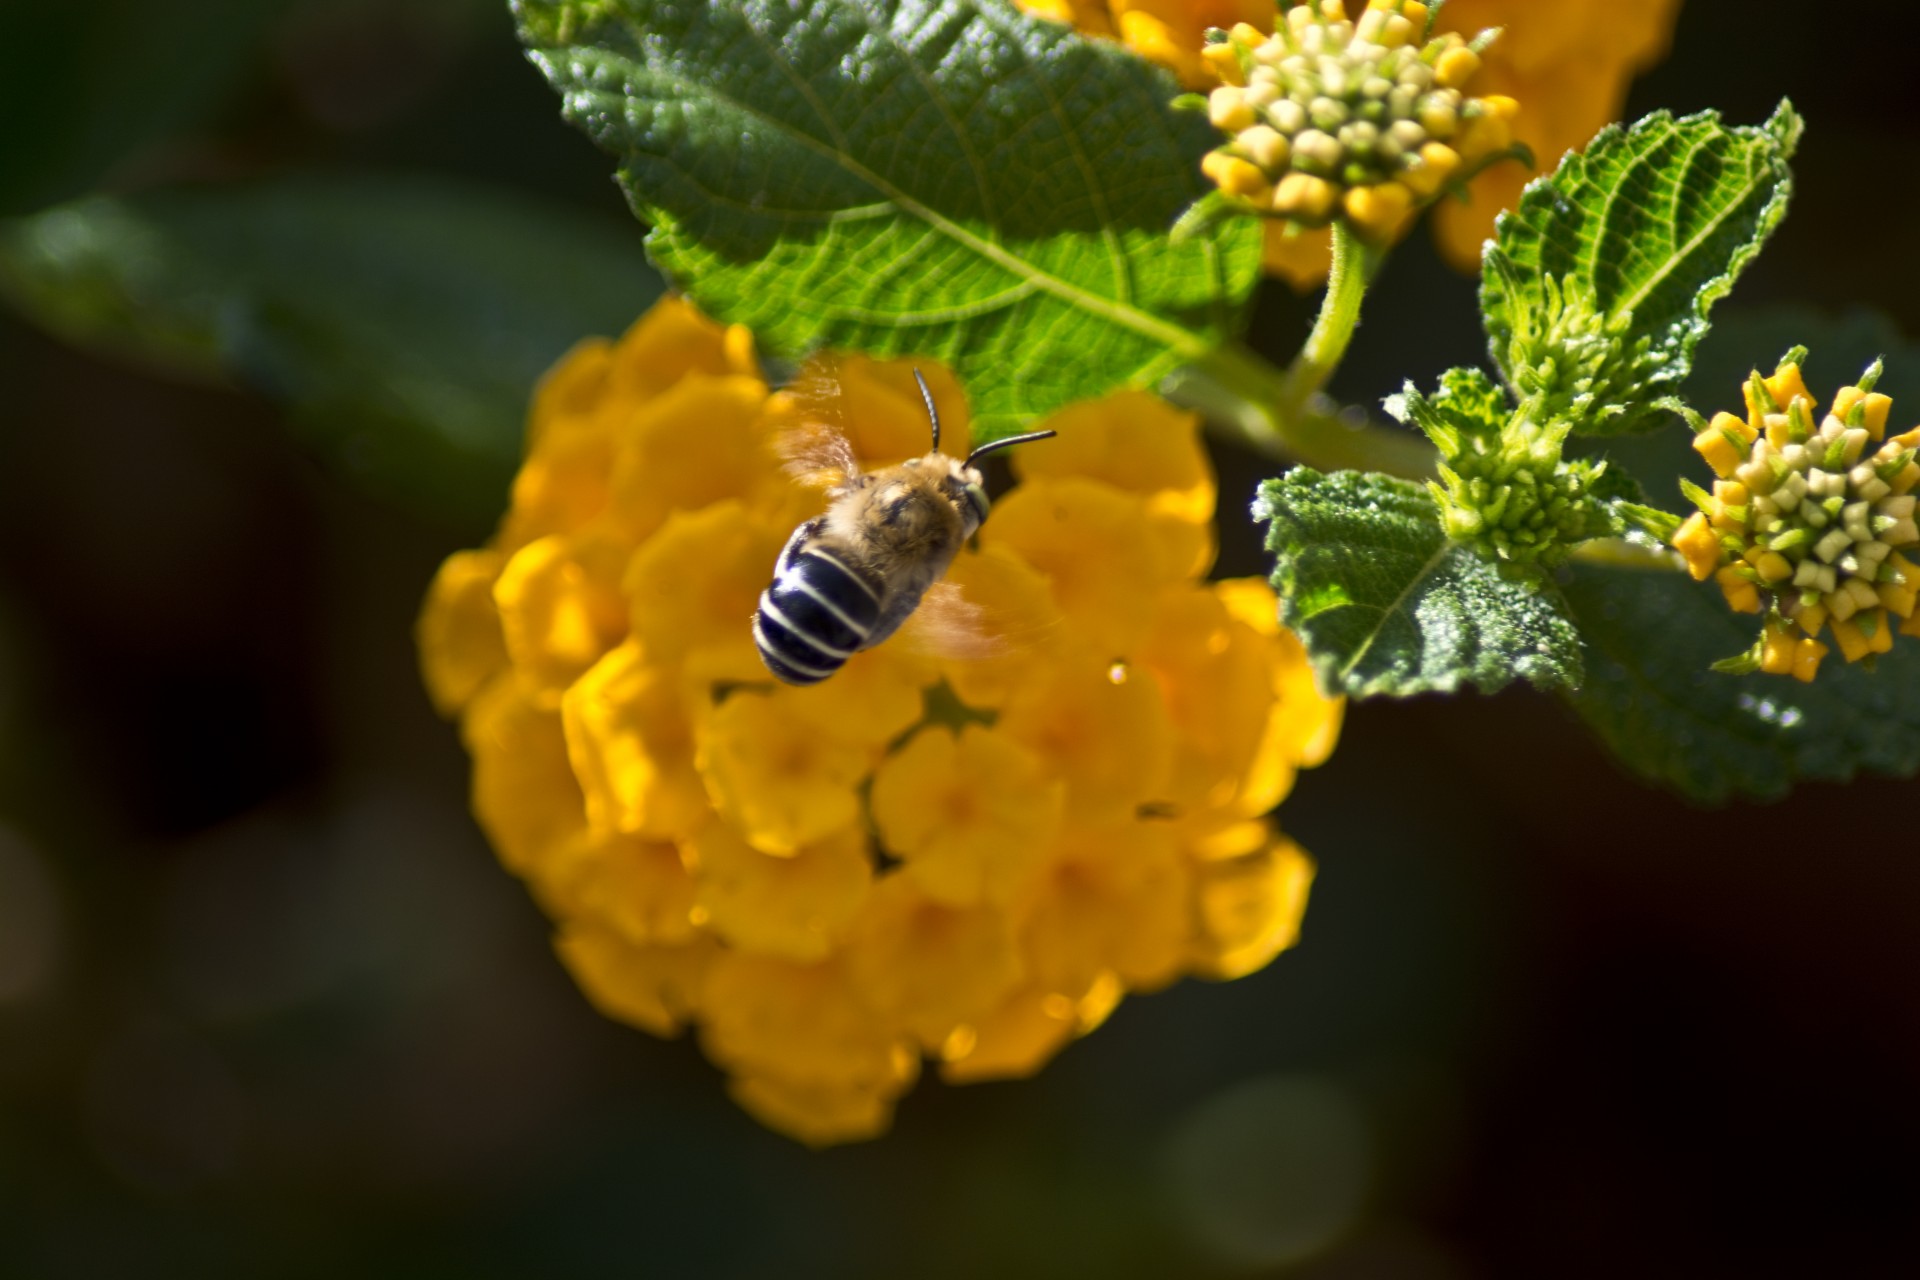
[419,296,1342,1145]
[1429,0,1682,271]
[1017,0,1681,285]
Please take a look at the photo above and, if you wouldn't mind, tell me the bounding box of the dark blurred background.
[3,1,1919,1276]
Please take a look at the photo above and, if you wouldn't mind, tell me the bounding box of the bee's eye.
[963,482,990,525]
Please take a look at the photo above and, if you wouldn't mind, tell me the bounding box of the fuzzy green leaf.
[1483,102,1800,436]
[1255,469,1585,698]
[0,177,663,529]
[514,0,1261,439]
[1563,306,1920,801]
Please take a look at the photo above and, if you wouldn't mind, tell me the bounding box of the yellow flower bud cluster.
[1197,0,1517,241]
[418,297,1344,1146]
[1672,355,1920,682]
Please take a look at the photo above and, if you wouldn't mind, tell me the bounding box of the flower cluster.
[1673,353,1920,682]
[1016,0,1680,287]
[1197,1,1516,242]
[418,297,1342,1145]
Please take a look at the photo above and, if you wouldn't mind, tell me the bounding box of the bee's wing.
[898,582,1003,661]
[770,368,862,493]
[902,576,1072,664]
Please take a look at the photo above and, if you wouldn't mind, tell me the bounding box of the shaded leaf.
[1255,469,1584,699]
[1564,305,1920,800]
[0,176,663,528]
[515,0,1261,439]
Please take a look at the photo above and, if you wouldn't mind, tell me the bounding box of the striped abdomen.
[754,529,883,685]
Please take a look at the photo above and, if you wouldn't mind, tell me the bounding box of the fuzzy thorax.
[824,456,980,596]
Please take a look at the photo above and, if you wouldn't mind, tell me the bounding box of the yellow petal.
[526,336,613,450]
[777,644,933,752]
[498,417,617,554]
[494,533,630,704]
[1186,832,1315,980]
[1018,823,1191,998]
[697,689,874,856]
[843,875,1025,1048]
[461,678,587,877]
[605,296,757,405]
[728,1073,904,1148]
[1014,389,1216,578]
[870,724,1065,905]
[604,375,781,544]
[1428,0,1683,270]
[997,650,1174,823]
[624,500,785,682]
[937,975,1123,1085]
[562,641,710,841]
[1262,221,1333,291]
[700,953,914,1092]
[553,924,716,1038]
[777,353,972,469]
[417,549,509,717]
[939,543,1067,709]
[984,477,1175,653]
[1138,585,1285,822]
[534,827,699,947]
[688,820,872,961]
[1214,578,1344,771]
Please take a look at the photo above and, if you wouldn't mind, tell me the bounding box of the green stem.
[1164,220,1430,476]
[1167,340,1437,480]
[1282,220,1374,409]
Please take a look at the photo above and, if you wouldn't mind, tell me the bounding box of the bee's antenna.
[965,429,1058,465]
[913,367,942,455]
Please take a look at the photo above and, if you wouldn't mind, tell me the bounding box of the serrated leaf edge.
[1257,471,1585,700]
[519,2,1222,362]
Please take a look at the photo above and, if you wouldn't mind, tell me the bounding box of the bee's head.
[907,366,1056,537]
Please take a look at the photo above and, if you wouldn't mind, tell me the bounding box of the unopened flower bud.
[1676,352,1920,681]
[1191,1,1516,240]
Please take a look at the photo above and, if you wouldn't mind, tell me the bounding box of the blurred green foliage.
[0,0,295,216]
[0,178,661,526]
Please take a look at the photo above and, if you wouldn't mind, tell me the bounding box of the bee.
[754,370,1056,685]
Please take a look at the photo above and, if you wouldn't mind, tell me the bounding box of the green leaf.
[0,176,663,529]
[1483,101,1800,436]
[1562,563,1920,802]
[514,0,1261,439]
[1254,469,1585,698]
[1563,305,1920,801]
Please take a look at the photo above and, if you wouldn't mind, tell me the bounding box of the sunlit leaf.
[515,0,1261,438]
[1483,102,1800,436]
[1255,469,1584,699]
